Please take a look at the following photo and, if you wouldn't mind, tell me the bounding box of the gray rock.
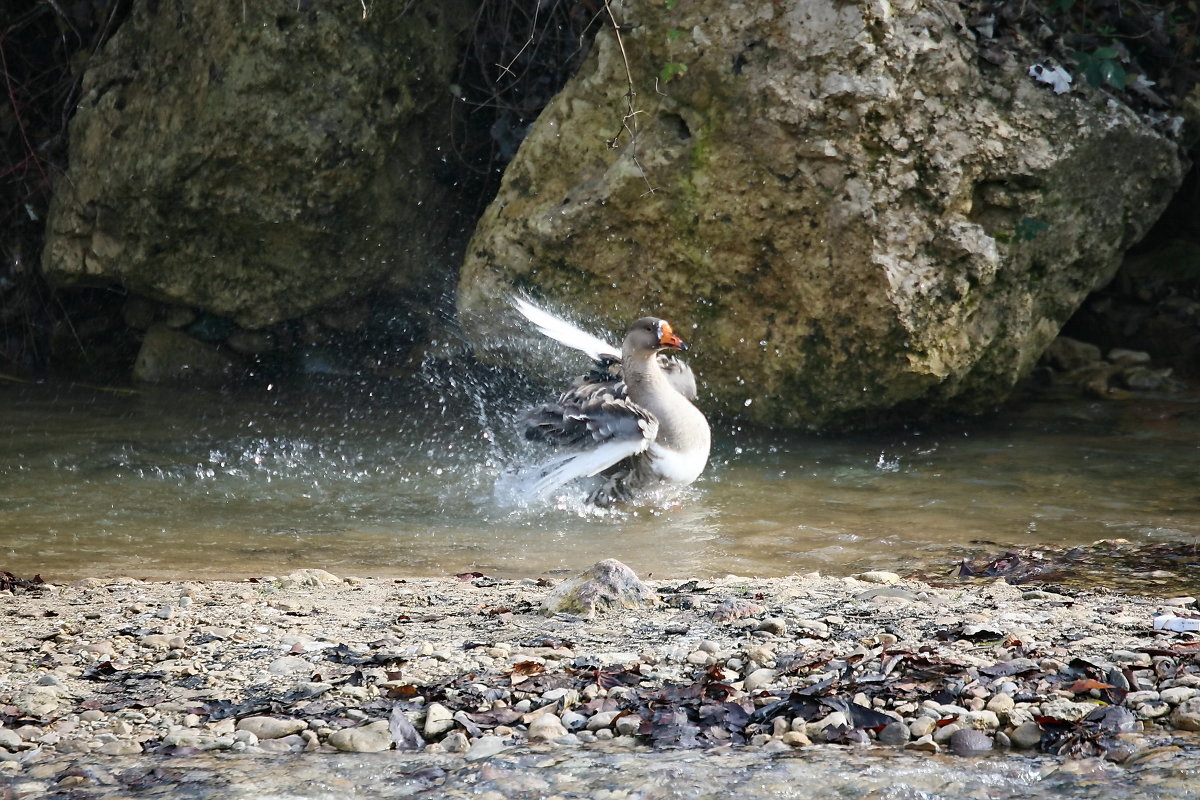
[1169,698,1200,732]
[950,728,994,756]
[465,735,511,762]
[132,326,240,385]
[985,693,1015,717]
[1009,721,1043,749]
[43,0,476,334]
[1162,687,1198,705]
[908,716,936,739]
[328,720,393,753]
[97,740,143,756]
[614,714,642,737]
[267,656,312,676]
[743,668,777,693]
[423,703,456,738]
[236,716,307,740]
[878,721,911,746]
[854,571,901,584]
[458,0,1184,429]
[528,713,568,742]
[0,729,23,751]
[540,560,658,618]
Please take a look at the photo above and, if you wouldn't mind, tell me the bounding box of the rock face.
[458,0,1185,429]
[43,1,474,331]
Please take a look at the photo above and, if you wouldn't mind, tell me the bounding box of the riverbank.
[1,565,1199,797]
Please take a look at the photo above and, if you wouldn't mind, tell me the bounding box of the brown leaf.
[456,571,487,582]
[510,660,545,685]
[1067,678,1114,693]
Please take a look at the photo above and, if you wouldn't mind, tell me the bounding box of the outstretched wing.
[522,397,659,499]
[512,296,620,362]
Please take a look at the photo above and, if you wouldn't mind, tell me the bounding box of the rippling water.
[1,365,1198,583]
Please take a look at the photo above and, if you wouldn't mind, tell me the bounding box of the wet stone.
[1009,722,1043,749]
[950,729,994,756]
[237,716,307,740]
[878,721,910,746]
[328,720,393,753]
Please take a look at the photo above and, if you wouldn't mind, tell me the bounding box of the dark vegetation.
[0,0,1197,381]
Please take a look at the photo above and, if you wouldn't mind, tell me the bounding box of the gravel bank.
[1,566,1199,796]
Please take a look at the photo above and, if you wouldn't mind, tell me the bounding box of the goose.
[512,297,711,506]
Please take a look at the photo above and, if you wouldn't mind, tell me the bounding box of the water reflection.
[1,370,1197,583]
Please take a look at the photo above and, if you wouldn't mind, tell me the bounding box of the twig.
[601,0,655,194]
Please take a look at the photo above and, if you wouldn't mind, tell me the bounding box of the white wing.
[513,296,620,362]
[524,436,651,500]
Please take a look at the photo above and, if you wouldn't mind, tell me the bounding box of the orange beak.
[658,321,689,351]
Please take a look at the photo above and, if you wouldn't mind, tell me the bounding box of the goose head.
[624,317,688,358]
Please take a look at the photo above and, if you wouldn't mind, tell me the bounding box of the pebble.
[878,721,910,745]
[423,703,456,737]
[267,655,312,675]
[465,735,511,762]
[0,729,23,751]
[327,720,393,752]
[614,714,642,736]
[528,713,568,742]
[1009,721,1043,749]
[237,716,307,740]
[854,571,901,584]
[743,668,777,693]
[950,728,994,756]
[907,716,935,738]
[1169,699,1200,731]
[1161,687,1198,705]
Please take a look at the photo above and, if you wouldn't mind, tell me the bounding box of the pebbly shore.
[1,565,1199,796]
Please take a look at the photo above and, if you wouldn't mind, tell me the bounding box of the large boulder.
[458,0,1185,429]
[42,0,475,331]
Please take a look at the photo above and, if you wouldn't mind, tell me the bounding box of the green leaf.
[1099,59,1127,89]
[664,0,679,8]
[667,28,685,42]
[660,61,688,83]
[1092,46,1119,60]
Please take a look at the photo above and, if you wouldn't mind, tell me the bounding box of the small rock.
[423,703,455,738]
[1161,687,1198,705]
[267,655,312,676]
[1009,721,1043,749]
[878,721,910,746]
[985,693,1015,717]
[286,569,341,588]
[933,723,960,744]
[1169,698,1200,732]
[97,740,143,756]
[1040,698,1095,722]
[0,729,23,751]
[587,711,621,731]
[756,617,787,635]
[528,713,568,742]
[854,571,900,584]
[465,735,511,761]
[614,714,642,736]
[743,668,777,693]
[237,716,307,740]
[540,559,658,618]
[908,716,935,738]
[905,735,939,753]
[950,728,994,756]
[328,720,393,753]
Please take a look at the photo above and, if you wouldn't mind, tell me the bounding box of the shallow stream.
[1,367,1197,587]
